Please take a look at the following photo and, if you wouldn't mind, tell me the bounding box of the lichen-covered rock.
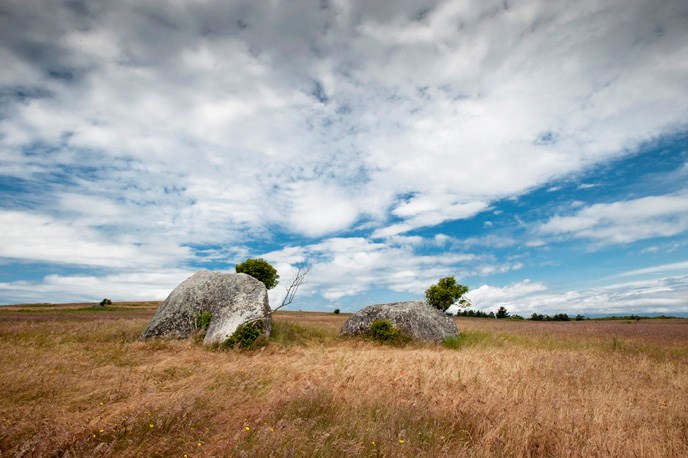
[341,300,458,342]
[141,270,271,345]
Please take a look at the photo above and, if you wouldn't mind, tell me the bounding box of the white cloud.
[0,270,193,305]
[1,0,688,308]
[615,261,688,278]
[461,275,688,315]
[1,0,686,246]
[540,192,688,244]
[0,210,190,268]
[262,236,523,303]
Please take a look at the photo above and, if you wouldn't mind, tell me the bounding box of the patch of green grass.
[443,331,498,349]
[442,335,462,349]
[269,321,338,346]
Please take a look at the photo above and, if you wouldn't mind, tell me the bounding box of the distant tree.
[488,311,495,319]
[425,276,470,312]
[552,313,570,321]
[575,314,585,321]
[333,308,340,314]
[235,258,279,289]
[98,298,112,307]
[530,313,544,321]
[496,306,510,319]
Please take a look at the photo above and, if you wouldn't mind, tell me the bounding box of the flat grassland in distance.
[1,304,687,457]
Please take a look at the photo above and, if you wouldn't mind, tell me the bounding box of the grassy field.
[1,303,687,457]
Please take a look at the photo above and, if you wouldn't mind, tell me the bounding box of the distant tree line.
[529,313,585,321]
[454,305,584,321]
[455,306,525,320]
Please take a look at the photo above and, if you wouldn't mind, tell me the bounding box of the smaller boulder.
[341,300,458,342]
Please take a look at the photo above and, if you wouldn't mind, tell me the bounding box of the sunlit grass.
[1,305,687,456]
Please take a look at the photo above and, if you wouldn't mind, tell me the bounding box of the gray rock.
[141,270,271,345]
[340,300,458,342]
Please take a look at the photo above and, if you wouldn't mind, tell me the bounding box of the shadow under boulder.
[340,300,459,343]
[141,270,271,345]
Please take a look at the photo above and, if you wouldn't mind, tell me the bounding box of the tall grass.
[0,308,687,456]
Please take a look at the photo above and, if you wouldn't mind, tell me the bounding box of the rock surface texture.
[341,300,458,342]
[141,270,271,345]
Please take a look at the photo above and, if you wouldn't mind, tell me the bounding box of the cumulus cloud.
[0,270,193,304]
[1,0,687,244]
[262,236,524,303]
[462,275,688,315]
[1,0,687,308]
[540,191,688,244]
[0,210,190,268]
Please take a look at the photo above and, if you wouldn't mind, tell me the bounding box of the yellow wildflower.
[99,429,104,433]
[197,442,203,447]
[149,423,155,429]
[399,439,405,444]
[245,426,250,431]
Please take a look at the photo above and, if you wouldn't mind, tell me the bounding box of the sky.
[1,0,687,316]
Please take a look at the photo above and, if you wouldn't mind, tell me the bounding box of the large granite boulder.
[341,300,458,342]
[141,270,271,345]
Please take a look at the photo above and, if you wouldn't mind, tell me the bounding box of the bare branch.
[239,263,312,326]
[277,263,311,311]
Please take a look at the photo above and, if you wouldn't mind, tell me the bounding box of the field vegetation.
[1,302,687,457]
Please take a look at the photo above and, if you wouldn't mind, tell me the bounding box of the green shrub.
[194,310,212,331]
[368,320,410,346]
[99,298,112,307]
[235,258,279,289]
[223,321,266,350]
[442,335,462,349]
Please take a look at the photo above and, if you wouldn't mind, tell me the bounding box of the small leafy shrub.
[235,258,279,289]
[223,321,266,350]
[368,320,410,346]
[194,311,212,331]
[99,298,112,306]
[333,308,340,314]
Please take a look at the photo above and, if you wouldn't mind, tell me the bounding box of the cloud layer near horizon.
[1,0,687,312]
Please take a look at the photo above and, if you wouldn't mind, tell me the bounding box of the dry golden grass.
[1,304,687,457]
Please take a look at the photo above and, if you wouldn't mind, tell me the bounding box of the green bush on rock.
[223,321,266,350]
[368,320,411,346]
